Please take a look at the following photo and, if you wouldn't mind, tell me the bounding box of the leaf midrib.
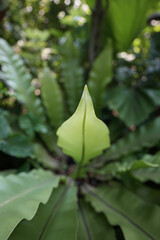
[78,201,93,240]
[0,178,55,208]
[85,186,156,240]
[38,184,69,240]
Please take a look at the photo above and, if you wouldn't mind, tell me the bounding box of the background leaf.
[0,134,32,158]
[32,142,59,169]
[104,117,160,161]
[106,0,153,51]
[60,34,83,114]
[41,67,64,129]
[0,38,46,128]
[107,85,158,127]
[0,115,10,139]
[88,40,113,115]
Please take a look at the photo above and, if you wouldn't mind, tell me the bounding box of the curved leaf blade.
[0,169,60,240]
[57,85,110,165]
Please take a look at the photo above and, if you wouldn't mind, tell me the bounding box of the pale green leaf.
[57,85,110,165]
[9,183,78,240]
[0,169,60,240]
[83,182,160,240]
[78,200,116,240]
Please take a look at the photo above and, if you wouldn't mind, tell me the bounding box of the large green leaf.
[0,169,60,240]
[57,85,110,165]
[104,117,160,161]
[107,85,157,127]
[9,183,78,240]
[88,41,113,115]
[78,200,116,240]
[106,0,152,51]
[60,34,83,114]
[83,182,160,240]
[41,67,64,129]
[0,133,32,158]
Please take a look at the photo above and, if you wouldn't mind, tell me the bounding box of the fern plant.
[0,0,160,236]
[0,38,160,238]
[0,84,160,240]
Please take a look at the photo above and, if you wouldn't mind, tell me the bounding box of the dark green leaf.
[41,67,64,129]
[104,117,160,161]
[83,182,160,240]
[0,115,10,139]
[107,85,156,127]
[133,168,160,184]
[60,34,83,114]
[0,134,32,158]
[78,200,116,240]
[88,41,113,115]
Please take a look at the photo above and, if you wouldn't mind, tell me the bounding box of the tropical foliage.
[0,0,160,239]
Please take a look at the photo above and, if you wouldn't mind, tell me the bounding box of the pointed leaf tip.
[57,85,110,165]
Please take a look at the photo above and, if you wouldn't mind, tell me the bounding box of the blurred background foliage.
[0,0,160,179]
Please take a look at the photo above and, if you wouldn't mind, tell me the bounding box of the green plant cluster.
[0,0,160,239]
